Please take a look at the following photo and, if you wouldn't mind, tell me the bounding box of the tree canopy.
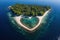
[10,4,51,16]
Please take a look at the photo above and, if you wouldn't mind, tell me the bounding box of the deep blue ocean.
[0,0,60,40]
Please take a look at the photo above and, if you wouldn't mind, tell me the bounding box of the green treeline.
[10,4,50,16]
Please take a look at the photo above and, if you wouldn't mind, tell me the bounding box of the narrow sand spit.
[12,9,51,32]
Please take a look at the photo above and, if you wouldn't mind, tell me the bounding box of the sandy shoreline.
[12,9,51,32]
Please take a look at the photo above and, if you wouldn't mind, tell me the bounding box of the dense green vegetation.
[10,4,50,16]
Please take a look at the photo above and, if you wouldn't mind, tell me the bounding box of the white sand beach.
[12,9,51,32]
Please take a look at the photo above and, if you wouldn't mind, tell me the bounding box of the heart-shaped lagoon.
[20,17,39,29]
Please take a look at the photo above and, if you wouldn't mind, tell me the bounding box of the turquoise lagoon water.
[20,17,39,28]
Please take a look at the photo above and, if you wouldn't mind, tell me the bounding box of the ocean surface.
[0,0,60,40]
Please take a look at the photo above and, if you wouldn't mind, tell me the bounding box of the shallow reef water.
[7,9,55,40]
[20,17,39,28]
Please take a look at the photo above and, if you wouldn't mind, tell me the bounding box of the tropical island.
[8,4,51,32]
[9,4,50,16]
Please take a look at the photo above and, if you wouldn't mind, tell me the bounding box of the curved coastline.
[12,9,51,32]
[20,17,39,29]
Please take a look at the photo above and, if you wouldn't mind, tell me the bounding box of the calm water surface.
[0,0,60,40]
